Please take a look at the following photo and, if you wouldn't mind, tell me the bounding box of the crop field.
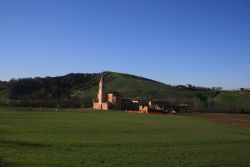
[0,108,250,167]
[187,113,250,130]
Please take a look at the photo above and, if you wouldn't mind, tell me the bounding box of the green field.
[0,109,250,167]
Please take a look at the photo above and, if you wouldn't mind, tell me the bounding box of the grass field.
[0,109,250,167]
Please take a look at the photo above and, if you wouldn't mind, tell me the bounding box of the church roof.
[107,91,121,96]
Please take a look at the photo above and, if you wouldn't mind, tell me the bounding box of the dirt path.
[185,113,250,130]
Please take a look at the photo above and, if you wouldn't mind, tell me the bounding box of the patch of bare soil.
[185,113,250,130]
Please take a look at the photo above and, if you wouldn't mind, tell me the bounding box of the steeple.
[98,74,106,104]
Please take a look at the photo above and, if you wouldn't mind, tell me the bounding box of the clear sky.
[0,0,250,89]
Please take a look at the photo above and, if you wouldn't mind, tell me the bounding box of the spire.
[98,74,106,104]
[99,74,103,88]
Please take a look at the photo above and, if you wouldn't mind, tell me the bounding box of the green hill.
[82,72,216,99]
[0,81,10,105]
[0,71,249,113]
[214,91,250,112]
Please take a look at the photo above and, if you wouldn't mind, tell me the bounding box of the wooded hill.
[0,72,249,113]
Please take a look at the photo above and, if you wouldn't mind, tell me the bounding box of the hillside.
[0,72,249,113]
[214,91,250,112]
[82,72,216,100]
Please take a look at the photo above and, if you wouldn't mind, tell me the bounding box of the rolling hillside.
[0,72,249,112]
[214,91,250,111]
[82,72,216,100]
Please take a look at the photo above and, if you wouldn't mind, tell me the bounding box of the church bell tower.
[98,74,106,104]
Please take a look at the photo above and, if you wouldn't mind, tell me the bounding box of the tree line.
[8,73,98,109]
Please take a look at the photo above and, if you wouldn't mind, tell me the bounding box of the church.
[92,75,122,110]
[92,74,184,113]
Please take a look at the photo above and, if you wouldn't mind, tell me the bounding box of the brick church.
[92,74,186,113]
[93,75,122,110]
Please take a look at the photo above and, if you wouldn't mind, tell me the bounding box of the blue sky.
[0,0,250,89]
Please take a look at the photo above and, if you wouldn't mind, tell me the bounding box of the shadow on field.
[0,157,12,167]
[0,139,50,148]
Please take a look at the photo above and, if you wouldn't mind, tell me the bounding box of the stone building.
[139,105,149,114]
[93,75,122,110]
[93,74,188,113]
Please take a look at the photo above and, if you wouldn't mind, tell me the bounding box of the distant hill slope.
[214,91,250,111]
[82,72,216,100]
[0,81,9,105]
[0,71,249,113]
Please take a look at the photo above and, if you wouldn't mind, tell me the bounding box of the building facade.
[93,74,188,113]
[93,75,121,110]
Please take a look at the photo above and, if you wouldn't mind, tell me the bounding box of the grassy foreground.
[0,109,250,167]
